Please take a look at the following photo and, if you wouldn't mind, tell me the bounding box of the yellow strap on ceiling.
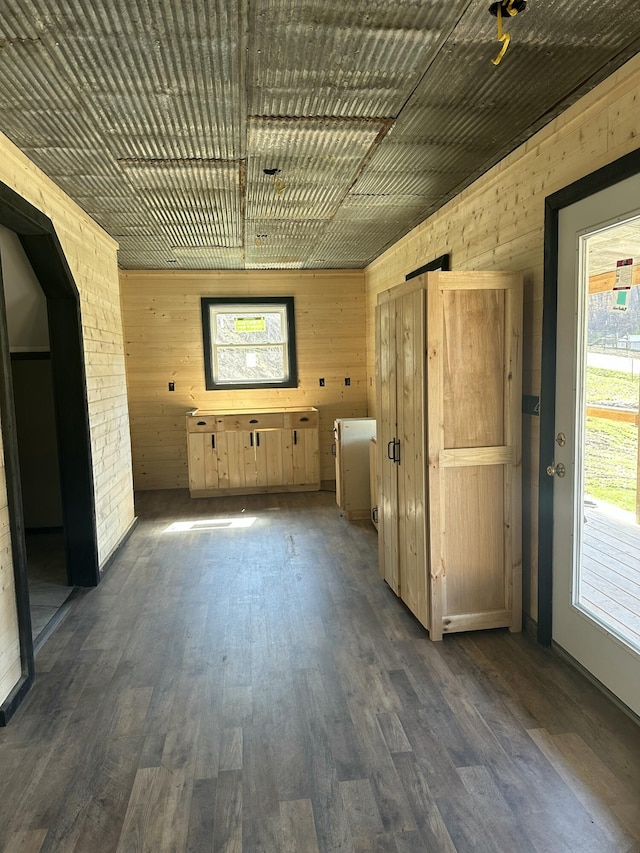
[492,3,511,66]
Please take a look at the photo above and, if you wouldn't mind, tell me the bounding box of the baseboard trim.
[524,614,538,641]
[551,641,640,727]
[99,516,139,578]
[33,587,88,656]
[0,672,34,726]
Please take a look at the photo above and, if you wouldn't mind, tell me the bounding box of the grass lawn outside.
[585,366,639,514]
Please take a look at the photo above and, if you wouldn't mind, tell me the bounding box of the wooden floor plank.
[2,830,48,853]
[213,770,242,853]
[529,728,640,849]
[0,490,637,853]
[185,777,216,852]
[279,799,320,853]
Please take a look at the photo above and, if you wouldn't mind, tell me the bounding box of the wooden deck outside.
[582,506,640,650]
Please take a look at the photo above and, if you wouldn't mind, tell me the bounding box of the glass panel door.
[553,174,640,717]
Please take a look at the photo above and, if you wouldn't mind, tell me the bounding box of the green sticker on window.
[235,316,265,332]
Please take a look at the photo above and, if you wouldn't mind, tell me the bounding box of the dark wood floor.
[1,490,639,853]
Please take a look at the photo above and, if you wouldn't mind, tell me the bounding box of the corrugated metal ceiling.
[0,0,639,269]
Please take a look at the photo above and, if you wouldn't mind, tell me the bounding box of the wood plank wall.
[120,270,368,490]
[364,53,640,624]
[0,131,135,706]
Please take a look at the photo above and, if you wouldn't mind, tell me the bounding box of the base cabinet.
[376,271,523,640]
[187,408,320,497]
[334,417,376,520]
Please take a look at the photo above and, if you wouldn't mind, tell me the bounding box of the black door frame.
[538,146,640,646]
[0,181,99,725]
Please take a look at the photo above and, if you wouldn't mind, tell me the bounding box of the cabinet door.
[219,430,257,490]
[187,431,247,491]
[292,427,319,486]
[396,289,428,628]
[255,428,319,488]
[187,433,209,492]
[426,271,522,638]
[255,430,286,488]
[203,432,222,489]
[376,299,400,592]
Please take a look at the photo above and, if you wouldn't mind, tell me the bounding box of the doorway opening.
[0,182,100,725]
[1,227,74,646]
[12,354,75,645]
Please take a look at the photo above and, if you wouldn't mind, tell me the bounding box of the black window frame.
[201,295,298,391]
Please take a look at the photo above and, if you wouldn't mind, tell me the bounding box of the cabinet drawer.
[285,410,318,429]
[187,415,224,433]
[223,412,284,431]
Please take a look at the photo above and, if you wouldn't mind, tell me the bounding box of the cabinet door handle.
[387,439,395,461]
[256,433,260,447]
[293,430,298,445]
[372,506,378,524]
[395,438,401,465]
[331,442,336,457]
[211,434,215,449]
[197,420,207,426]
[250,432,254,447]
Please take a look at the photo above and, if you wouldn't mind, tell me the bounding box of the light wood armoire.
[376,270,522,641]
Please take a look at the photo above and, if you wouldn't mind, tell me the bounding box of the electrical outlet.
[344,377,350,386]
[168,381,175,391]
[319,378,325,387]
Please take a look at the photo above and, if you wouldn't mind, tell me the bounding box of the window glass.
[201,297,297,390]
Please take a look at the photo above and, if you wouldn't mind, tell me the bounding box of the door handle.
[387,438,401,463]
[331,442,336,457]
[546,462,566,478]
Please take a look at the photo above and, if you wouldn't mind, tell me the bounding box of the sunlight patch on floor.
[163,517,257,533]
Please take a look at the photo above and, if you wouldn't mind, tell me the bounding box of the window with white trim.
[201,296,298,390]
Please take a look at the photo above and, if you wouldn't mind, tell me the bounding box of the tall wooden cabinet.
[376,271,522,641]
